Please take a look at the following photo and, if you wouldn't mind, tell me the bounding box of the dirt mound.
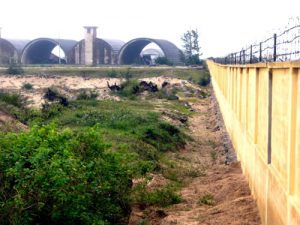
[0,109,27,132]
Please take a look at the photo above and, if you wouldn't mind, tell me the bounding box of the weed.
[155,57,174,66]
[198,193,215,206]
[132,184,182,208]
[185,166,206,177]
[6,63,24,75]
[208,140,217,149]
[77,90,98,100]
[0,92,25,108]
[156,88,179,101]
[210,151,218,163]
[117,79,139,98]
[119,67,132,80]
[198,72,211,86]
[138,219,149,225]
[22,82,33,90]
[107,69,118,78]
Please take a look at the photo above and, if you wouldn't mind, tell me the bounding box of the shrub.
[6,63,24,75]
[156,89,178,101]
[0,92,25,108]
[0,124,133,225]
[119,68,132,80]
[141,122,185,152]
[41,102,64,119]
[198,193,215,206]
[155,57,173,66]
[198,73,211,86]
[107,69,118,78]
[184,54,202,66]
[44,88,69,106]
[117,79,140,98]
[77,90,98,100]
[132,184,181,208]
[22,82,33,90]
[138,219,150,225]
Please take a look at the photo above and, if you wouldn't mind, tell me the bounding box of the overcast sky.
[0,0,299,57]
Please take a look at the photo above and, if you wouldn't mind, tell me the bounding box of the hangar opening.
[140,43,164,65]
[118,38,182,65]
[21,38,77,64]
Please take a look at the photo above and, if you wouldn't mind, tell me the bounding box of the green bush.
[41,102,65,119]
[140,122,185,152]
[198,73,211,86]
[0,92,25,108]
[119,67,132,80]
[0,124,133,225]
[156,89,179,101]
[6,63,24,75]
[132,184,181,207]
[77,90,98,100]
[155,57,173,66]
[22,82,33,90]
[117,79,140,98]
[198,193,215,206]
[107,69,118,78]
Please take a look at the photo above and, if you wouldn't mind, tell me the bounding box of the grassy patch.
[0,92,26,108]
[198,193,215,206]
[132,184,182,208]
[22,82,33,90]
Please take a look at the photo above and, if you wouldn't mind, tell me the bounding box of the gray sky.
[0,0,299,57]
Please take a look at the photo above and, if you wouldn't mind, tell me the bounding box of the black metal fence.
[215,18,300,64]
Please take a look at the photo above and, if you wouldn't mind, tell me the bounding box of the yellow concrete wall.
[207,61,300,225]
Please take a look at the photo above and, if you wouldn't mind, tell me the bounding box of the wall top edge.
[207,60,300,69]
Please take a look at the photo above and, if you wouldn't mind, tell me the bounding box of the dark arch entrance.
[118,38,182,65]
[21,38,77,64]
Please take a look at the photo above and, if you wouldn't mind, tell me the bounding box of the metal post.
[58,43,61,64]
[259,42,262,62]
[235,53,237,64]
[273,33,277,62]
[243,49,246,64]
[267,69,273,164]
[250,45,253,64]
[240,51,242,64]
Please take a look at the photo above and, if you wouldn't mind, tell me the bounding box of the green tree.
[181,29,202,65]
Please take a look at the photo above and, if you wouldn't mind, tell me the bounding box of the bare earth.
[0,75,194,108]
[129,89,261,225]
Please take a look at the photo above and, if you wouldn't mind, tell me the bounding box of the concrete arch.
[118,38,182,65]
[0,38,18,64]
[21,38,77,64]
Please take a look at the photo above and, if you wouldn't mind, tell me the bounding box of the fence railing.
[214,18,300,64]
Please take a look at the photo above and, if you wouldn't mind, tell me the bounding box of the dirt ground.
[0,75,194,108]
[129,89,261,225]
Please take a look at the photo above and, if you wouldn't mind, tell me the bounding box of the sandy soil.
[0,75,197,108]
[129,88,261,225]
[0,109,27,132]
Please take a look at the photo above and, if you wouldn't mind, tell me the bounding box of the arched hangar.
[0,38,30,64]
[118,38,182,65]
[21,38,77,64]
